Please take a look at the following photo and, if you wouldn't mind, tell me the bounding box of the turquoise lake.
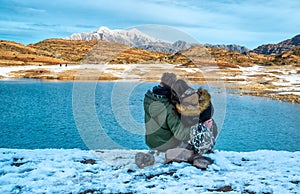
[0,79,299,151]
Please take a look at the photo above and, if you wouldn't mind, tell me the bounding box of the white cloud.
[0,0,299,47]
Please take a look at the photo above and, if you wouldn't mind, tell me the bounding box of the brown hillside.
[0,40,50,55]
[271,46,300,65]
[29,39,171,64]
[81,40,172,64]
[170,46,278,68]
[28,39,99,62]
[168,46,300,68]
[207,47,275,67]
[110,48,172,64]
[1,39,299,67]
[0,40,67,66]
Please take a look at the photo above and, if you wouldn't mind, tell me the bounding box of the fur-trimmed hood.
[175,88,211,116]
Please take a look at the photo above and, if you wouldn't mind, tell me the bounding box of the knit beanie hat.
[171,79,194,97]
[161,72,177,88]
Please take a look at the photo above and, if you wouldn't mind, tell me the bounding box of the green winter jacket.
[144,89,190,152]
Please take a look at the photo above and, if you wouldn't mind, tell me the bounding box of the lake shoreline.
[0,64,299,104]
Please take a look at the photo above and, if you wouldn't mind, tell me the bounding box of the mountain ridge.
[1,38,300,67]
[252,34,300,55]
[66,26,250,54]
[66,26,180,53]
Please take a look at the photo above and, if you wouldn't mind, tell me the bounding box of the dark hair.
[200,102,214,123]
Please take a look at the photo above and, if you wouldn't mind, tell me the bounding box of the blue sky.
[0,0,299,49]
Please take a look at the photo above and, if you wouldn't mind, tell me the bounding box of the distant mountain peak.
[66,26,176,52]
[252,34,300,55]
[96,26,110,32]
[204,44,249,54]
[66,26,250,54]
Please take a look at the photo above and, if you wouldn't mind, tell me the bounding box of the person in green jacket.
[135,73,191,168]
[144,73,191,152]
[170,79,218,155]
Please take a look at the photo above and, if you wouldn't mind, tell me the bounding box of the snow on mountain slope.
[0,148,299,193]
[66,26,252,54]
[67,26,196,53]
[67,26,180,53]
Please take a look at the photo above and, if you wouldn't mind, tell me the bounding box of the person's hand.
[204,119,213,129]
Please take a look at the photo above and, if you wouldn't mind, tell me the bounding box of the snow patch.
[0,148,299,193]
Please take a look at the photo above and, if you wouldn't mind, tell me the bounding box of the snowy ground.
[0,65,79,78]
[0,64,299,96]
[0,148,299,194]
[237,65,300,96]
[0,64,181,81]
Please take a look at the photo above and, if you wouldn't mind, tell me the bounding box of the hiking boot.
[135,152,155,168]
[192,156,213,170]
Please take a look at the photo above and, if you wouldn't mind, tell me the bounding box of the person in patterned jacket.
[168,79,218,169]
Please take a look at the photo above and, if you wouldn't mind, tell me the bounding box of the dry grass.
[9,69,57,79]
[28,39,99,62]
[0,40,67,66]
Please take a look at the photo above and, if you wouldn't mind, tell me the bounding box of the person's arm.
[166,111,190,141]
[211,119,218,139]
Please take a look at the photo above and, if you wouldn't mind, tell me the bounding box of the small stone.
[135,152,155,168]
[80,159,96,165]
[208,185,233,192]
[165,148,194,164]
[192,156,213,170]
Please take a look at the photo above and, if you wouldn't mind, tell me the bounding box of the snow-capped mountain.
[66,26,189,53]
[68,26,156,44]
[66,26,250,54]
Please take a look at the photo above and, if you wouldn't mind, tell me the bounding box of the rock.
[164,148,194,164]
[192,156,213,170]
[80,159,96,165]
[79,189,99,194]
[135,152,155,168]
[208,185,234,192]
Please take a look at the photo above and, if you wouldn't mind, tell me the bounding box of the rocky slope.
[205,44,249,54]
[253,34,300,55]
[171,46,275,68]
[268,46,300,65]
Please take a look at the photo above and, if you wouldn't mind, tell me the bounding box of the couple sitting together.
[135,72,218,169]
